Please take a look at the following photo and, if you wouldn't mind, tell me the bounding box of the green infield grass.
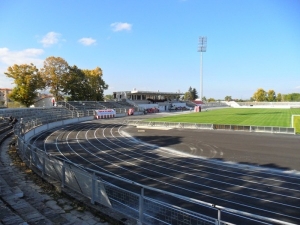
[293,115,300,134]
[147,108,300,128]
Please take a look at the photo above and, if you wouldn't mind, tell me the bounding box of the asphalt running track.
[29,116,300,224]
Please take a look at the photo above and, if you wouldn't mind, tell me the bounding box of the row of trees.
[251,88,300,102]
[251,88,279,102]
[280,93,300,101]
[182,87,300,102]
[5,57,108,107]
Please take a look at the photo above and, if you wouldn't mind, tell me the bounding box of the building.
[113,89,191,112]
[0,88,12,107]
[113,89,184,102]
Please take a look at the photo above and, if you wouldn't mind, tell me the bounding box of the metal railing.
[12,118,296,225]
[125,120,296,135]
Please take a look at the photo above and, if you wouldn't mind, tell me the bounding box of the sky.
[0,0,299,100]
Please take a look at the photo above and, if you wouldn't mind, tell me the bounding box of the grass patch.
[293,115,300,134]
[147,108,300,127]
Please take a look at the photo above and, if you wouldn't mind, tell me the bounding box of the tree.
[283,93,300,101]
[202,96,207,102]
[5,64,45,107]
[276,93,282,102]
[207,98,215,102]
[267,90,276,102]
[82,67,108,101]
[41,56,70,101]
[184,91,193,100]
[252,88,267,101]
[64,65,87,101]
[191,88,198,100]
[104,94,114,101]
[186,87,198,100]
[224,96,232,101]
[63,66,108,101]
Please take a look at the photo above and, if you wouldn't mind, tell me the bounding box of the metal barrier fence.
[13,119,296,225]
[125,120,295,135]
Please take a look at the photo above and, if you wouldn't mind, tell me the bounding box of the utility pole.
[198,36,207,101]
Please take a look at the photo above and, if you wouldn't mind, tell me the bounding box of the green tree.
[252,88,267,101]
[276,93,282,102]
[63,66,108,101]
[207,98,215,102]
[64,65,87,101]
[104,94,114,101]
[224,96,232,101]
[267,90,276,102]
[41,56,70,101]
[283,93,300,101]
[202,96,207,102]
[5,64,45,107]
[82,67,108,101]
[191,88,198,100]
[184,91,193,100]
[187,87,198,100]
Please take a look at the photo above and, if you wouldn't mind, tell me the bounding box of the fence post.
[61,161,66,188]
[137,187,144,225]
[91,172,96,205]
[217,208,221,225]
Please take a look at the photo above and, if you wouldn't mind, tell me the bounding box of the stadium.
[0,92,300,225]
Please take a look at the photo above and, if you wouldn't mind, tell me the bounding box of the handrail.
[125,120,296,135]
[12,117,298,224]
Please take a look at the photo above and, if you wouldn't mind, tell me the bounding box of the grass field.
[293,115,300,134]
[147,108,300,129]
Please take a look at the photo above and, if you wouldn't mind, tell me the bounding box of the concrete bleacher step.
[0,168,29,225]
[1,196,49,225]
[0,200,27,225]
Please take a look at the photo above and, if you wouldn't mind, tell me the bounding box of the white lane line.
[103,126,300,202]
[37,122,300,221]
[117,127,300,191]
[119,127,300,183]
[86,124,299,220]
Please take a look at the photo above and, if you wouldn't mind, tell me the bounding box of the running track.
[30,115,300,224]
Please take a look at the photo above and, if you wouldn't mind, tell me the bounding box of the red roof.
[192,100,203,105]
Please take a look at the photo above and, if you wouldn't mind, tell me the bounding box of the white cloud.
[110,22,132,32]
[295,86,300,89]
[0,48,44,66]
[40,32,61,47]
[78,37,96,46]
[0,48,44,88]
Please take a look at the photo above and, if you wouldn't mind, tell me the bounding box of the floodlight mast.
[198,36,207,102]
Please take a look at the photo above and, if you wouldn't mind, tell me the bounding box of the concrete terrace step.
[0,138,112,225]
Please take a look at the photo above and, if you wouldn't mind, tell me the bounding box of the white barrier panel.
[95,109,116,119]
[23,116,94,141]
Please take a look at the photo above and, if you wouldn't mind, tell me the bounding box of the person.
[52,98,55,106]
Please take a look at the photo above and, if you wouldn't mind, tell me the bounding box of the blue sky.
[0,0,299,100]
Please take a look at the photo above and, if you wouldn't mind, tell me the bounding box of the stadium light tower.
[198,36,207,101]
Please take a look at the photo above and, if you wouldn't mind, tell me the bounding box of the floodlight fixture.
[198,36,207,101]
[198,36,207,52]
